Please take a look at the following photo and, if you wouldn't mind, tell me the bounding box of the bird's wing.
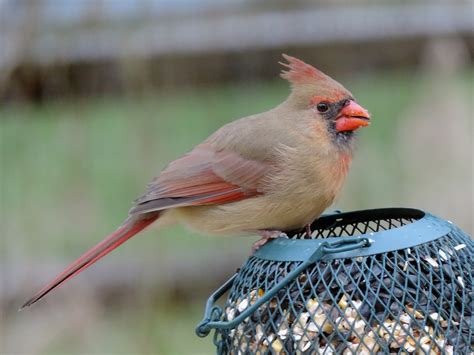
[129,142,271,215]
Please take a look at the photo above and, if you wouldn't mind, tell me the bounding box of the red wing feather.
[22,140,271,308]
[130,143,270,215]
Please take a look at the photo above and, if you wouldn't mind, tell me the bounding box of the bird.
[21,54,370,309]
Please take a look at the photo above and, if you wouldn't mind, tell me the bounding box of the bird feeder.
[196,208,472,354]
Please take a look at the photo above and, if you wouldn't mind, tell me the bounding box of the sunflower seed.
[424,256,439,268]
[237,298,249,312]
[438,249,449,261]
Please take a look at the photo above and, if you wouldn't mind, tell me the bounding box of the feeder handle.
[196,236,372,337]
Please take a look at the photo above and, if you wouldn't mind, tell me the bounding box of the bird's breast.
[250,149,351,229]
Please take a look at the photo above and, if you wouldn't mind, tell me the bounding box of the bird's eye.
[316,102,329,113]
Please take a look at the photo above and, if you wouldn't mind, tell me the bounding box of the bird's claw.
[252,230,287,253]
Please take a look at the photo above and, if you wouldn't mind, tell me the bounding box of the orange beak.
[335,100,371,132]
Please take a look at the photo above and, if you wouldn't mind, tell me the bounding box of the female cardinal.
[22,54,370,309]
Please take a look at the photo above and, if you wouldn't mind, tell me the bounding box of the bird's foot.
[252,230,287,253]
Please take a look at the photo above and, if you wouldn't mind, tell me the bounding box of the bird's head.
[280,54,370,148]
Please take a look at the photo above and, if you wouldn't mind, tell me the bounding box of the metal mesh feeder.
[196,208,472,354]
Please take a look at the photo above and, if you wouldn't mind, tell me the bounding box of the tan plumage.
[22,54,370,308]
[162,107,350,234]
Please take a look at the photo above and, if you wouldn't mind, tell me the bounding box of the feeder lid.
[253,208,451,262]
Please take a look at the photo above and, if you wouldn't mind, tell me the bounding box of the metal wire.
[209,211,472,354]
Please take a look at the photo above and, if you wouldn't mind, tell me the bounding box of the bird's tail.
[20,214,159,310]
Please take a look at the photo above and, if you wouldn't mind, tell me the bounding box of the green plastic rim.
[253,208,451,262]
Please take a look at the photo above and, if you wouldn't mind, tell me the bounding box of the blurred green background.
[1,1,473,354]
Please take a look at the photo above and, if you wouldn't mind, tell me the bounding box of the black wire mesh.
[212,211,472,354]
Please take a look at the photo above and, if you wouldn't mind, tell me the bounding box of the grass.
[1,68,471,354]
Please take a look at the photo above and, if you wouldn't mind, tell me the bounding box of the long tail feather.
[20,215,159,310]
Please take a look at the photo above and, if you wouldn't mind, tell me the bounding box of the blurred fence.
[2,2,472,65]
[1,1,473,100]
